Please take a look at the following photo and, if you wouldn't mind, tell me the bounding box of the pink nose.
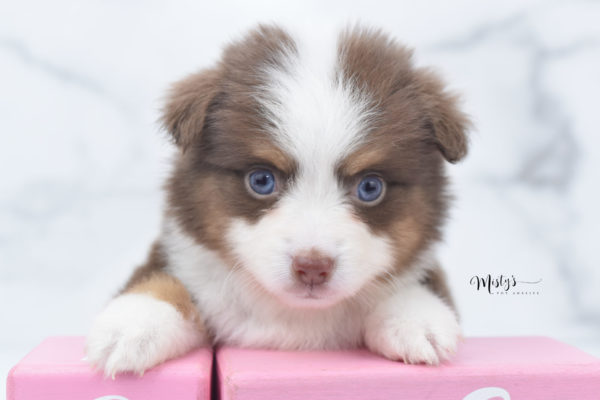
[292,250,335,286]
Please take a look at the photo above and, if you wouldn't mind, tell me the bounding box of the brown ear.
[419,70,471,163]
[161,69,220,150]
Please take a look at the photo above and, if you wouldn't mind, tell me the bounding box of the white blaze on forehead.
[257,29,377,177]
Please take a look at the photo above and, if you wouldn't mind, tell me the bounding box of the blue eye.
[357,175,385,203]
[247,169,276,196]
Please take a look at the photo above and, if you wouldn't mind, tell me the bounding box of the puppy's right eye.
[355,175,386,204]
[246,169,277,197]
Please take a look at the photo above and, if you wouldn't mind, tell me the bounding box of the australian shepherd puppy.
[86,24,470,377]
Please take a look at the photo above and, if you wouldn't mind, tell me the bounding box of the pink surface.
[7,337,212,400]
[217,337,600,400]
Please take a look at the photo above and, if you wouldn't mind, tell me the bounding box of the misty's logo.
[470,274,542,295]
[463,387,511,400]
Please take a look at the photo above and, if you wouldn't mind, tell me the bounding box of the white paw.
[86,293,205,377]
[365,286,461,365]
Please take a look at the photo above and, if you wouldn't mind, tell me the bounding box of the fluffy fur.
[86,24,469,376]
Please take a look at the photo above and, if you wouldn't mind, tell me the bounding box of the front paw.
[365,291,461,365]
[86,293,205,377]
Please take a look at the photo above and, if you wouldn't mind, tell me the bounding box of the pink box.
[217,337,600,400]
[7,336,212,400]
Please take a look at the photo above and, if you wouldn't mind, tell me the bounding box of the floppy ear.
[161,69,220,150]
[419,70,471,163]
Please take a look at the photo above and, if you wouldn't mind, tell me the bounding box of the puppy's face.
[165,26,469,308]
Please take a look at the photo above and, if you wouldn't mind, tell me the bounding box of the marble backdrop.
[1,0,599,396]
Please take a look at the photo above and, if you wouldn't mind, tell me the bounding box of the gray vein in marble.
[428,13,526,52]
[0,37,106,95]
[0,36,136,118]
[520,40,599,191]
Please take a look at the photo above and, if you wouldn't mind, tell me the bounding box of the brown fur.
[421,264,457,312]
[120,243,205,330]
[128,273,197,320]
[122,241,167,290]
[162,69,221,151]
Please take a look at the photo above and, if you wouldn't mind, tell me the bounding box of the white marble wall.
[1,0,599,396]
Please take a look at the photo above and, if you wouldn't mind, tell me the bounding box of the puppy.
[86,24,469,377]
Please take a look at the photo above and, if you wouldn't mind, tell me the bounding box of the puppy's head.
[164,25,469,308]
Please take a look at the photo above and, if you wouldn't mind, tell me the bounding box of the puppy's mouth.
[298,285,326,299]
[281,282,341,308]
[301,290,321,299]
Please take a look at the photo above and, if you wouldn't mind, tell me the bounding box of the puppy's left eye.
[356,175,385,204]
[246,169,277,197]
